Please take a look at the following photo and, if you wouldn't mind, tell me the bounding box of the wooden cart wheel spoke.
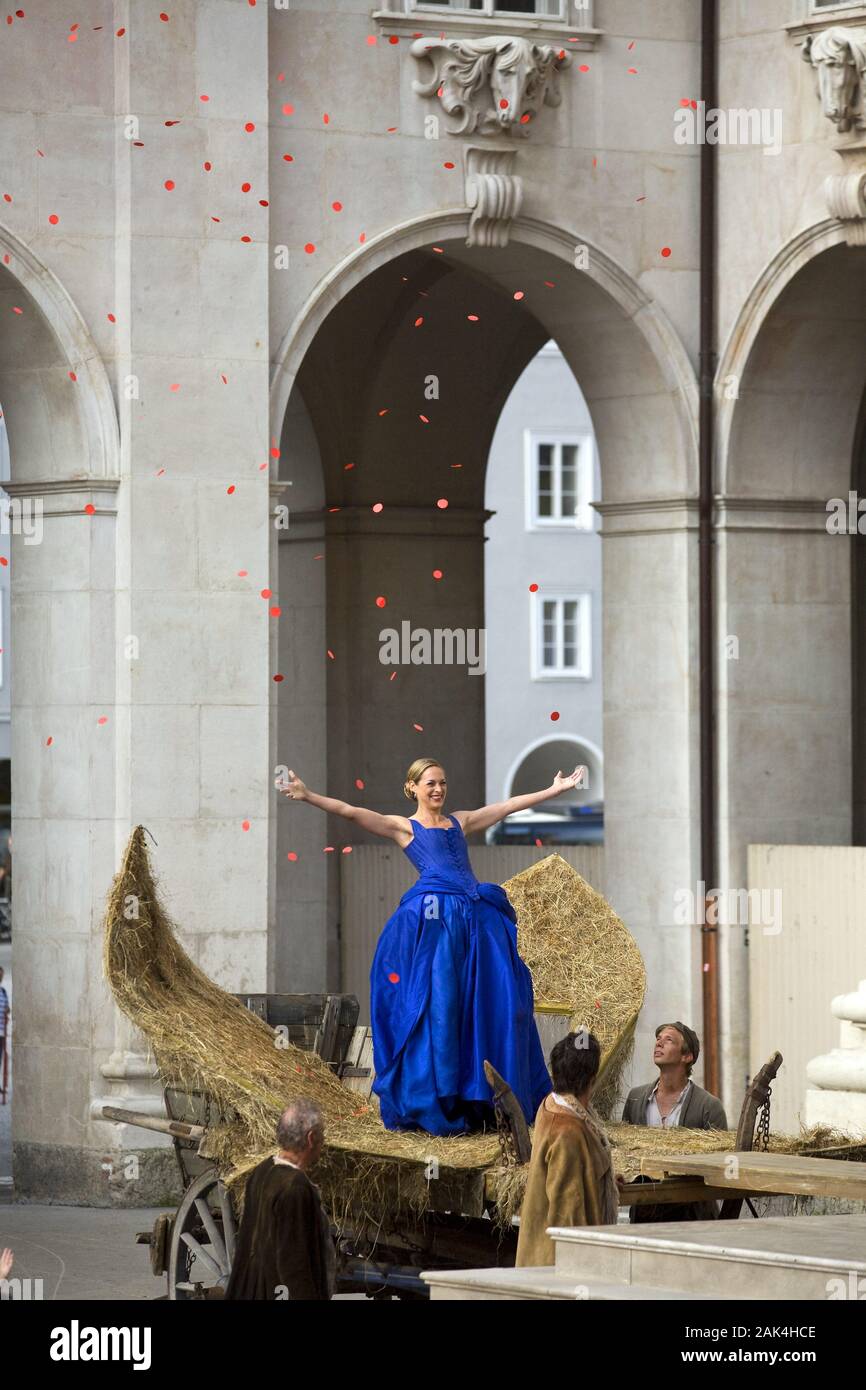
[180,1232,223,1281]
[193,1195,228,1272]
[218,1181,237,1267]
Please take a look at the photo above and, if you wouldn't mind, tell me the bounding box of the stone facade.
[1,0,864,1199]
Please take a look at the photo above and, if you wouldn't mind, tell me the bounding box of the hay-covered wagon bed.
[102,828,865,1300]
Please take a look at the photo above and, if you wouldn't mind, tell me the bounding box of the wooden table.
[623,1149,866,1204]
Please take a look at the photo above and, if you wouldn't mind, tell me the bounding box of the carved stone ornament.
[801,25,866,134]
[464,146,523,248]
[824,170,866,244]
[411,35,570,139]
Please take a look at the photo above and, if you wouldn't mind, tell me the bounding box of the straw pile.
[503,854,645,1116]
[104,826,504,1227]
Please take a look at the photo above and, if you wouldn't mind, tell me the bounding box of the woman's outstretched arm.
[277,770,411,843]
[456,767,587,837]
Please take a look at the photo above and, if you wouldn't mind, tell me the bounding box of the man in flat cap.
[621,1022,727,1222]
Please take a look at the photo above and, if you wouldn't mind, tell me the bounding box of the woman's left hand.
[551,766,587,795]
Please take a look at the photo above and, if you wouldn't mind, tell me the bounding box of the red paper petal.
[287,851,298,861]
[375,596,386,608]
[550,711,560,721]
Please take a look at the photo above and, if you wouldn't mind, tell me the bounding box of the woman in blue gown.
[279,756,585,1137]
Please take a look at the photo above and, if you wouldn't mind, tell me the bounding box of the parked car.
[485,804,604,846]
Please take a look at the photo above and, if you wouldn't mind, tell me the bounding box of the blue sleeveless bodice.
[402,815,481,898]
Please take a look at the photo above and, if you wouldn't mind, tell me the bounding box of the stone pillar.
[715,497,850,1115]
[13,0,274,1203]
[806,979,866,1138]
[594,498,704,1099]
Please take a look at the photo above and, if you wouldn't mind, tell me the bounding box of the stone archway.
[271,212,703,1093]
[715,224,866,1103]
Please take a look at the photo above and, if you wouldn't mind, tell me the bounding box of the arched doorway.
[271,215,700,1091]
[716,229,866,1102]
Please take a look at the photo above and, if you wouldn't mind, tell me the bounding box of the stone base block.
[13,1142,184,1208]
[804,1088,866,1138]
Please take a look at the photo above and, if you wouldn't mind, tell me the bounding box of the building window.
[409,1,568,16]
[526,433,594,529]
[532,592,591,678]
[810,1,863,7]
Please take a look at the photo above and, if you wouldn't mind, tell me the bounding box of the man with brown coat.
[516,1030,620,1267]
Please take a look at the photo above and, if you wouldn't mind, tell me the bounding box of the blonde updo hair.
[403,757,445,802]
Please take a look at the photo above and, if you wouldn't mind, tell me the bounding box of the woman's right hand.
[278,769,307,801]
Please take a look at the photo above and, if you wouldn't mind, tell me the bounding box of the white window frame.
[407,1,569,18]
[524,430,594,531]
[375,0,597,37]
[809,0,864,10]
[531,590,592,680]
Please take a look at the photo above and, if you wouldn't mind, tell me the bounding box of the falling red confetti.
[627,67,638,74]
[164,120,181,128]
[227,485,236,495]
[419,414,429,424]
[220,373,228,384]
[467,314,479,322]
[388,972,400,983]
[660,246,672,258]
[414,316,424,327]
[48,213,59,224]
[514,290,524,301]
[443,161,455,170]
[544,280,555,288]
[203,161,212,171]
[240,235,251,243]
[282,154,294,162]
[342,846,353,854]
[304,243,315,254]
[327,649,335,660]
[378,408,389,417]
[68,370,77,382]
[46,737,53,747]
[529,582,539,592]
[0,558,6,566]
[331,201,342,212]
[169,382,180,392]
[323,846,335,854]
[355,778,365,790]
[436,498,448,510]
[242,820,250,831]
[200,94,209,102]
[269,606,281,618]
[550,711,560,721]
[287,851,298,861]
[432,569,442,580]
[237,569,248,577]
[413,723,423,732]
[160,12,169,22]
[116,27,125,37]
[97,716,108,726]
[389,672,397,682]
[520,113,531,125]
[156,468,165,477]
[261,588,272,599]
[244,121,255,132]
[259,199,268,207]
[371,503,383,515]
[628,40,636,50]
[366,34,376,45]
[322,113,330,124]
[164,180,175,191]
[282,103,295,117]
[107,312,116,323]
[579,64,590,73]
[11,307,23,315]
[83,504,95,516]
[241,182,251,192]
[375,596,387,608]
[2,195,11,203]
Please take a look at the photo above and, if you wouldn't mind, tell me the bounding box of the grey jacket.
[622,1080,728,1131]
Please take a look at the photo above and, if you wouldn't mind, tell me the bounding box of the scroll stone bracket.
[824,168,866,245]
[464,145,523,249]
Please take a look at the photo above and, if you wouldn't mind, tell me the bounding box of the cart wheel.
[168,1167,237,1300]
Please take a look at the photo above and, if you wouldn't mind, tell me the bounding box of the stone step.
[421,1265,723,1301]
[551,1214,866,1300]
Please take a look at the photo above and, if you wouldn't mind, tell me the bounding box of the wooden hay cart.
[104,993,828,1301]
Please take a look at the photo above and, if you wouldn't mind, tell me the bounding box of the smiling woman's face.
[414,767,447,811]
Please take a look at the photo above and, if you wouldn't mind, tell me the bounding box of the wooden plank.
[619,1179,736,1206]
[341,1030,375,1097]
[636,1150,866,1199]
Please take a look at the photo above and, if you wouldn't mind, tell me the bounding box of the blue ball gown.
[370,813,552,1135]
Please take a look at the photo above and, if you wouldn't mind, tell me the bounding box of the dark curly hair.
[550,1030,601,1098]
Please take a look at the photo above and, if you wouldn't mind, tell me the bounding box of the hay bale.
[103,826,502,1227]
[504,854,646,1116]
